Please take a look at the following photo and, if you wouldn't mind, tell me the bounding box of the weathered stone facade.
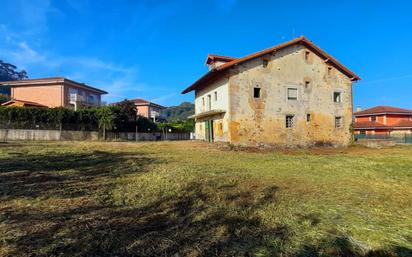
[186,38,358,147]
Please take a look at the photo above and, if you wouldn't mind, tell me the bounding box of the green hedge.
[0,106,156,132]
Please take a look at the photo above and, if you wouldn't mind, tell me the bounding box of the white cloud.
[12,42,47,66]
[0,1,179,106]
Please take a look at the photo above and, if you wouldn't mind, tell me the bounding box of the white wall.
[195,77,229,114]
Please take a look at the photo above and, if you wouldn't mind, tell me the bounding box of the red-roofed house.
[0,77,107,110]
[113,98,166,121]
[353,106,412,135]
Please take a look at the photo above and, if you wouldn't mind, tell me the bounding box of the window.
[370,116,376,122]
[335,116,343,128]
[304,50,310,61]
[306,114,311,122]
[287,88,298,100]
[214,91,218,101]
[286,115,295,128]
[327,66,333,75]
[202,97,205,106]
[207,95,211,111]
[262,59,269,68]
[88,95,96,104]
[360,130,366,135]
[333,91,342,103]
[304,81,310,88]
[254,87,261,98]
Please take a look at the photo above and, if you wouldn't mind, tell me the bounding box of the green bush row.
[0,106,157,132]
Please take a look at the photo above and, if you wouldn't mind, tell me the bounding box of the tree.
[96,107,115,140]
[0,94,10,104]
[0,60,28,96]
[113,99,137,122]
[0,60,28,81]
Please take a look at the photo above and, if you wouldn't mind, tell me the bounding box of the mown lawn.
[0,141,411,257]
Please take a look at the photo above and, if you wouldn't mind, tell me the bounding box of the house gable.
[182,36,360,95]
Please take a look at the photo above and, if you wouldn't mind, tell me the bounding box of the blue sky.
[0,0,411,109]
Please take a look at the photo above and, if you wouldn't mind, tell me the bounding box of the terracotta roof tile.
[0,77,108,94]
[354,106,412,116]
[1,99,48,107]
[112,98,165,109]
[205,54,237,65]
[182,36,360,94]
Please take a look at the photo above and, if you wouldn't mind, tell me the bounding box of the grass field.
[0,141,411,257]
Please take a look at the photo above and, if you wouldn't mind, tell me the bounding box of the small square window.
[254,87,261,98]
[335,116,343,128]
[262,59,269,68]
[214,91,218,101]
[286,115,295,128]
[370,116,376,122]
[306,114,311,122]
[327,66,333,75]
[333,92,342,103]
[287,88,298,100]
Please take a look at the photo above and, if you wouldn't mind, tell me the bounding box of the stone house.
[0,77,107,110]
[182,36,360,146]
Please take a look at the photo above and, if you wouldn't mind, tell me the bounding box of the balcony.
[189,109,226,119]
[68,94,99,106]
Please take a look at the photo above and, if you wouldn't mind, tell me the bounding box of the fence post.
[59,123,62,141]
[135,125,138,142]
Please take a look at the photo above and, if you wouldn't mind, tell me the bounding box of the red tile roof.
[205,54,237,65]
[354,106,412,116]
[112,98,165,109]
[0,77,108,94]
[1,99,48,107]
[182,36,361,94]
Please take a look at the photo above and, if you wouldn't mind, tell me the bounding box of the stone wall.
[0,129,190,141]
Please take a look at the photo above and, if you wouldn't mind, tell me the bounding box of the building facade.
[182,36,360,147]
[353,106,412,135]
[0,77,107,110]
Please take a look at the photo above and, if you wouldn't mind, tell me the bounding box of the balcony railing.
[68,94,99,106]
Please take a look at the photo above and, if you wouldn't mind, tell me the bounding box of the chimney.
[356,106,362,112]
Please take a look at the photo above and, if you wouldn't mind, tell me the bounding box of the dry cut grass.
[0,141,411,257]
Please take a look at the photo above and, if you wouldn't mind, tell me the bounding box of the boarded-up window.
[287,88,298,100]
[286,115,295,128]
[333,92,342,103]
[335,116,343,128]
